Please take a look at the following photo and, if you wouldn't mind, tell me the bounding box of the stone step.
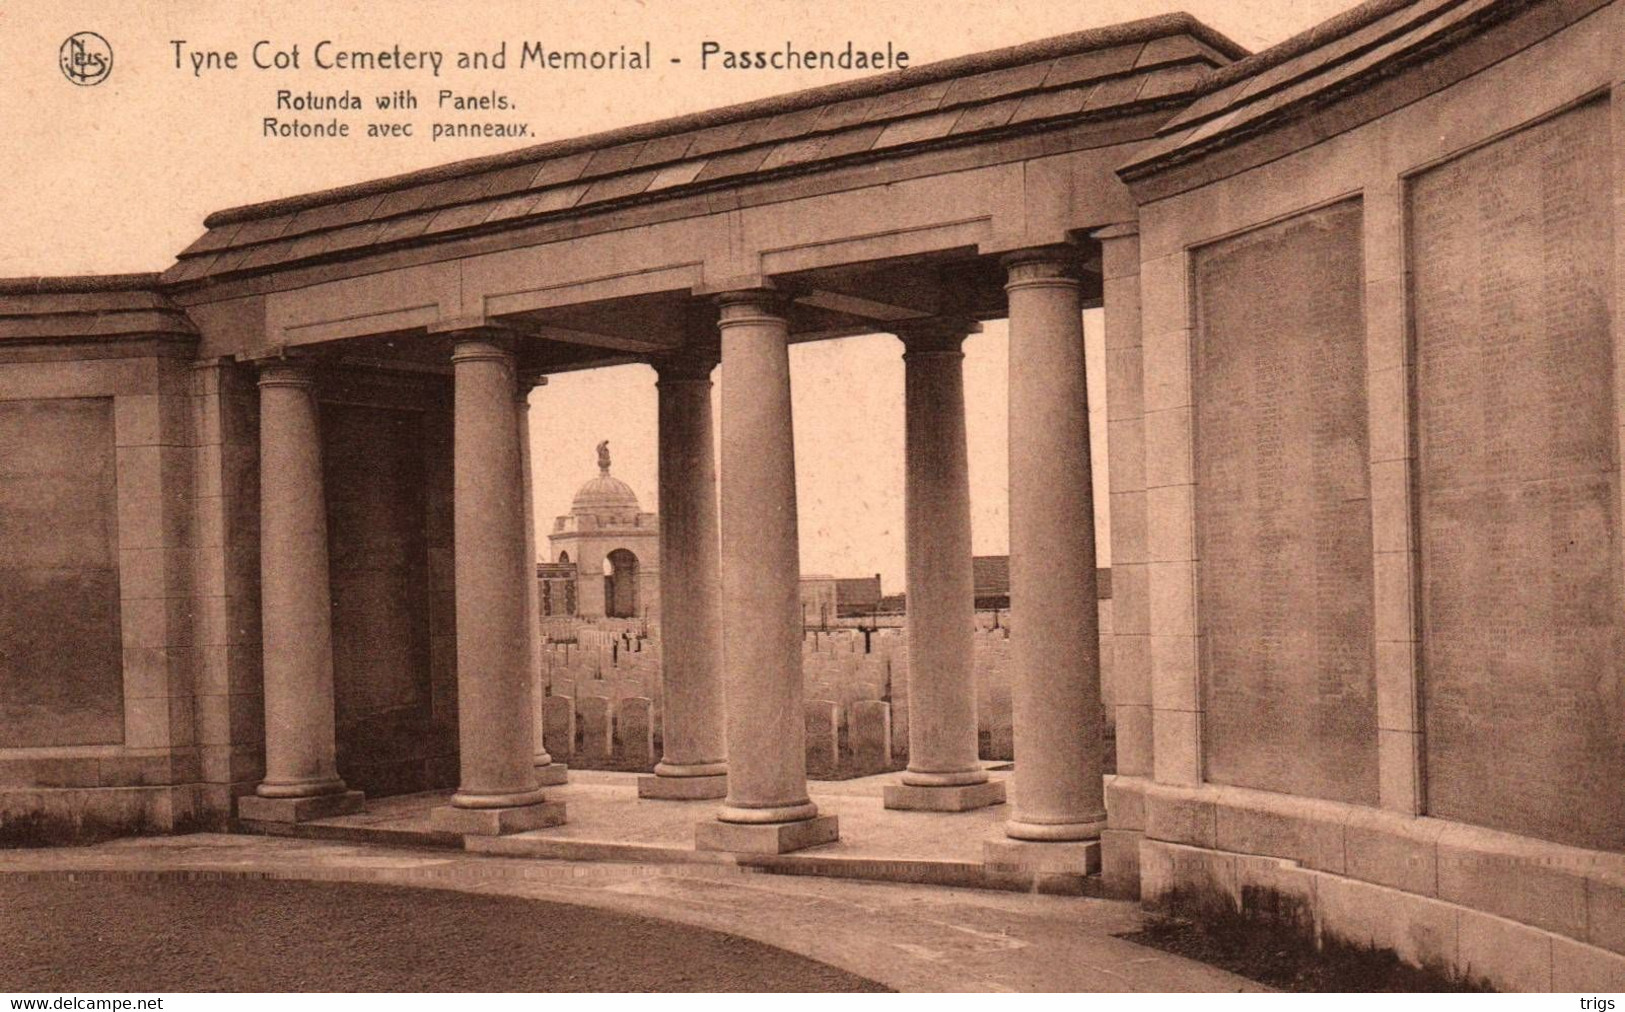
[466,834,737,866]
[235,817,463,851]
[464,829,1100,894]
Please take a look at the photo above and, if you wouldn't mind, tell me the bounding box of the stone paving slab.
[268,768,1033,891]
[0,833,1264,992]
[285,769,1014,866]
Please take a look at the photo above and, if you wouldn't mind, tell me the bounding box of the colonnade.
[243,247,1105,861]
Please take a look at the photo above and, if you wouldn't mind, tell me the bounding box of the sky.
[0,0,1360,591]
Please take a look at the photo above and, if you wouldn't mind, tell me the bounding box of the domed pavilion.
[545,441,660,620]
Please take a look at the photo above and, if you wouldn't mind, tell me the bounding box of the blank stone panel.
[323,403,433,797]
[1193,199,1378,805]
[0,397,124,747]
[1410,98,1624,850]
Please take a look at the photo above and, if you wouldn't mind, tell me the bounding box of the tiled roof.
[972,555,1011,597]
[162,15,1246,288]
[970,555,1113,600]
[1120,0,1564,180]
[836,576,883,607]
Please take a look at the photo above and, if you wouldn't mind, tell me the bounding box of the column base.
[238,790,364,824]
[900,769,990,788]
[884,779,1006,812]
[695,814,839,854]
[638,773,727,800]
[1004,814,1107,841]
[984,838,1101,895]
[534,763,569,786]
[430,800,566,836]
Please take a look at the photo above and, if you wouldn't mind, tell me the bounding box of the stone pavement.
[249,768,1032,888]
[0,831,1262,992]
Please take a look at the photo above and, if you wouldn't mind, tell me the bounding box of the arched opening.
[603,548,639,618]
[557,550,570,564]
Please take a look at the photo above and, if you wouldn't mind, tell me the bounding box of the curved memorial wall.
[1192,199,1378,806]
[1410,96,1623,851]
[1114,0,1625,991]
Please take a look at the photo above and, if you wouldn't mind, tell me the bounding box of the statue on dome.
[597,440,611,475]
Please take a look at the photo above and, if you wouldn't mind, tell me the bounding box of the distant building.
[971,555,1110,611]
[543,442,660,621]
[835,575,883,614]
[972,555,1011,611]
[536,561,577,618]
[799,573,883,625]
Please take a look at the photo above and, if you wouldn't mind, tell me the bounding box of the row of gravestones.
[802,631,906,655]
[544,640,658,678]
[539,692,899,780]
[544,613,1110,770]
[542,693,658,766]
[539,626,1036,768]
[805,699,895,779]
[551,670,661,708]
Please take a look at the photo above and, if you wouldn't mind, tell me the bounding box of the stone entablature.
[0,274,198,344]
[162,17,1243,291]
[552,513,657,534]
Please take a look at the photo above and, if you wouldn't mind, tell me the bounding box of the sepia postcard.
[0,0,1617,999]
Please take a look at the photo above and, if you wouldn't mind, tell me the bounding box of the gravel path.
[0,878,889,992]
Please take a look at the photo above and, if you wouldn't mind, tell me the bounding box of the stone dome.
[571,472,640,515]
[571,440,640,517]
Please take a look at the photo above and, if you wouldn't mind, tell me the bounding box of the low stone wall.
[1108,775,1625,991]
[0,785,202,846]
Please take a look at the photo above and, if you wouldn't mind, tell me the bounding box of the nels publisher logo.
[60,31,113,86]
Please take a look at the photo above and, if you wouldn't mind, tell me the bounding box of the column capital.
[433,317,523,362]
[715,288,792,328]
[651,349,719,383]
[895,317,981,356]
[448,331,518,365]
[255,357,319,389]
[1002,246,1084,292]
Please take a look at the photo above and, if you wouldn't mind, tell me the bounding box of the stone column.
[696,291,837,854]
[884,319,1005,813]
[984,248,1105,882]
[431,331,565,835]
[517,372,568,786]
[238,359,363,823]
[641,352,728,800]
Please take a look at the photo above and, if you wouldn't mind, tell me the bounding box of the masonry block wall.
[0,301,468,836]
[1111,0,1625,991]
[0,279,203,839]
